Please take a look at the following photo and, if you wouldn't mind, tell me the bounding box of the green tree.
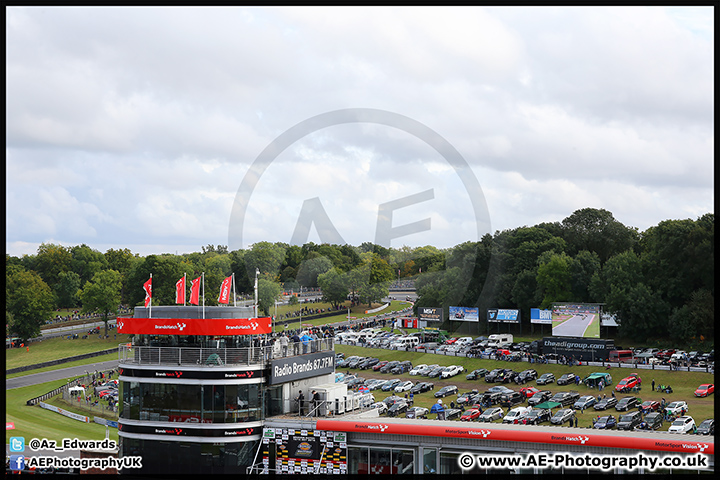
[55,271,82,308]
[317,268,349,307]
[561,208,638,263]
[6,269,55,340]
[296,256,333,288]
[257,278,283,317]
[33,243,73,291]
[245,242,286,278]
[71,244,109,286]
[105,248,139,304]
[79,269,122,337]
[536,252,572,308]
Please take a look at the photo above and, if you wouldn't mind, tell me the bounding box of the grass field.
[335,344,716,430]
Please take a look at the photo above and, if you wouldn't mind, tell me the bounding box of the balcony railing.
[118,338,335,367]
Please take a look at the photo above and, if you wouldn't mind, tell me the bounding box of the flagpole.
[149,273,152,318]
[232,273,236,307]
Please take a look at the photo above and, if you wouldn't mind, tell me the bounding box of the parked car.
[487,385,514,395]
[379,361,400,373]
[405,406,429,419]
[394,381,414,393]
[537,373,555,385]
[593,415,617,430]
[520,386,540,398]
[466,368,489,380]
[498,369,518,384]
[594,397,618,410]
[550,391,580,407]
[694,384,714,397]
[503,406,531,424]
[359,357,380,369]
[478,407,504,422]
[500,392,524,408]
[372,360,389,372]
[390,361,414,375]
[370,401,388,415]
[523,408,552,425]
[387,401,410,417]
[410,382,434,394]
[551,408,575,425]
[445,408,463,420]
[617,410,643,431]
[668,416,696,434]
[409,364,428,376]
[457,390,481,405]
[381,379,402,392]
[528,390,553,407]
[615,396,640,412]
[434,385,459,398]
[347,356,366,369]
[573,395,596,410]
[485,369,504,382]
[461,408,483,421]
[557,373,578,386]
[515,369,538,384]
[695,419,714,435]
[427,365,447,378]
[417,364,439,376]
[481,391,503,406]
[615,374,641,393]
[665,401,688,416]
[440,365,464,379]
[639,400,660,414]
[635,412,664,431]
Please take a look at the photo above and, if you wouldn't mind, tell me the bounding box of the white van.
[455,337,474,346]
[488,334,513,348]
[389,336,420,350]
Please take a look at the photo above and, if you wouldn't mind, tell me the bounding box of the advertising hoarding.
[449,306,479,322]
[551,303,601,338]
[530,308,552,325]
[418,307,443,323]
[487,309,520,323]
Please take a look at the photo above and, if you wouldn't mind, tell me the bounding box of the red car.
[639,400,660,413]
[461,408,482,421]
[615,374,641,392]
[520,386,540,398]
[694,384,714,397]
[372,361,389,371]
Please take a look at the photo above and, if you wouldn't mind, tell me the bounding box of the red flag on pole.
[143,276,152,307]
[218,276,232,304]
[175,276,186,305]
[189,276,201,305]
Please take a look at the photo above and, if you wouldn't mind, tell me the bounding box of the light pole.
[254,268,260,319]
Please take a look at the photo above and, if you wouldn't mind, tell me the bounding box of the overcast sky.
[6,7,714,258]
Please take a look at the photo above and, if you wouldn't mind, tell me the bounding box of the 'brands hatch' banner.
[116,317,272,335]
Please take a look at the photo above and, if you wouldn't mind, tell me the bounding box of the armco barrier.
[7,347,117,375]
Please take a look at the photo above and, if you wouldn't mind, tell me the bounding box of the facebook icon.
[10,455,25,471]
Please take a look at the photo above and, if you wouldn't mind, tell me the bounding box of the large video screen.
[551,303,600,338]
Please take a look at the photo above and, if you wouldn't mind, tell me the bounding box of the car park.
[466,368,489,380]
[665,401,688,416]
[359,357,380,369]
[499,369,519,384]
[615,396,640,412]
[444,408,463,420]
[405,406,428,419]
[416,364,438,376]
[634,412,664,431]
[617,410,643,431]
[390,361,413,375]
[337,356,360,368]
[380,361,400,374]
[503,406,531,424]
[594,397,618,410]
[370,401,388,415]
[639,400,660,414]
[394,381,414,393]
[694,384,714,397]
[487,385,514,395]
[551,408,575,425]
[695,419,714,435]
[523,408,552,425]
[346,376,366,388]
[668,416,696,434]
[427,365,447,378]
[347,356,366,369]
[434,385,459,398]
[593,415,617,430]
[536,373,555,385]
[372,360,389,372]
[461,408,482,421]
[573,395,596,410]
[410,382,434,394]
[409,364,428,376]
[478,407,504,422]
[557,373,578,386]
[500,392,524,408]
[528,390,553,407]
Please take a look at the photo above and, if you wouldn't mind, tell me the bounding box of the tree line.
[6,208,714,346]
